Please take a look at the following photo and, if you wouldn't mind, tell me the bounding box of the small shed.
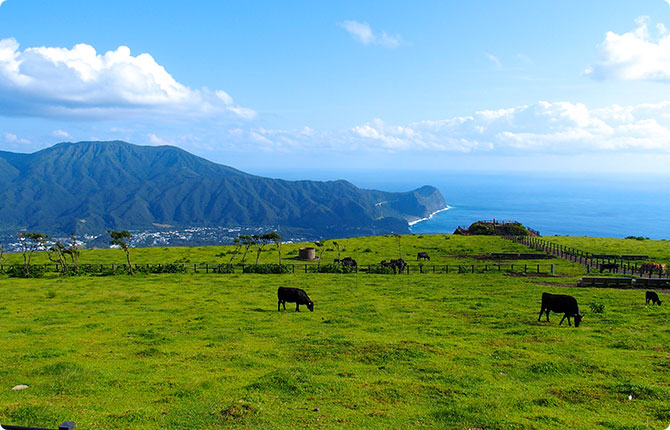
[298,247,316,261]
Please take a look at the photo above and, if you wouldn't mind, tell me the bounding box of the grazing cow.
[339,257,357,267]
[417,252,430,261]
[639,262,666,275]
[600,263,619,273]
[646,291,662,306]
[389,258,407,274]
[538,292,583,327]
[277,287,314,312]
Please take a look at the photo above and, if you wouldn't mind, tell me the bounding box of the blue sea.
[252,169,670,240]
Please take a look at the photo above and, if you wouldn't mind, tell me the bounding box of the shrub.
[367,265,394,274]
[589,301,605,314]
[6,264,46,278]
[309,263,356,274]
[242,264,293,274]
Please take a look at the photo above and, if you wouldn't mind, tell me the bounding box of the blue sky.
[2,0,670,175]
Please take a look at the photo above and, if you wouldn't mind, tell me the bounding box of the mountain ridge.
[0,141,447,239]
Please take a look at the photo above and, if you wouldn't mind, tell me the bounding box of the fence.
[506,236,666,278]
[1,422,75,430]
[0,262,557,276]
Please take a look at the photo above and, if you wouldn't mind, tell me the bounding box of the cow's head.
[307,301,314,312]
[574,313,583,327]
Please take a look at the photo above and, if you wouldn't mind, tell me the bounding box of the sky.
[2,1,670,175]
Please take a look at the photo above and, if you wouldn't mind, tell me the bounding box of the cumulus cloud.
[586,17,670,82]
[0,38,256,120]
[0,0,7,6]
[340,21,400,48]
[3,132,29,144]
[52,129,70,138]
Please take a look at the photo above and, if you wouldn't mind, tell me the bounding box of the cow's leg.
[282,301,286,310]
[559,314,567,325]
[545,309,550,322]
[538,307,545,322]
[295,303,300,312]
[278,300,281,311]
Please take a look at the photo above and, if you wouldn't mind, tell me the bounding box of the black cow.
[339,257,357,267]
[646,291,662,306]
[389,258,407,274]
[538,292,583,327]
[417,252,430,261]
[277,287,314,312]
[599,263,618,273]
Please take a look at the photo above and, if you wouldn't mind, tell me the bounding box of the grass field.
[1,235,669,429]
[542,236,670,266]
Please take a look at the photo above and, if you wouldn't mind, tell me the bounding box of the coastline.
[408,206,452,227]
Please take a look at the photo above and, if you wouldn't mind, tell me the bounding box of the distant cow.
[538,292,583,327]
[639,262,666,275]
[333,257,358,267]
[417,252,430,261]
[646,291,662,306]
[277,287,314,312]
[388,258,407,274]
[599,263,618,273]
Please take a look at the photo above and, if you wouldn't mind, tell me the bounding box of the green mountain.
[0,141,447,238]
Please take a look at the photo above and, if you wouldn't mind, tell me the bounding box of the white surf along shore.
[408,206,452,227]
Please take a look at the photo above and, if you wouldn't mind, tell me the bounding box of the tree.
[18,232,48,276]
[108,230,134,274]
[239,235,256,264]
[393,234,402,259]
[228,237,242,264]
[332,241,341,260]
[47,240,69,275]
[262,232,282,264]
[253,234,267,264]
[0,244,4,263]
[314,241,326,268]
[46,234,80,275]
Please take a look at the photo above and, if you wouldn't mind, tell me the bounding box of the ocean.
[254,169,670,240]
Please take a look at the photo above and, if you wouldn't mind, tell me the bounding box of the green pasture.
[1,235,669,429]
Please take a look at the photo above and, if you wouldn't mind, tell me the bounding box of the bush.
[242,264,293,274]
[468,221,496,235]
[309,263,356,274]
[367,265,394,274]
[5,264,46,278]
[589,301,605,314]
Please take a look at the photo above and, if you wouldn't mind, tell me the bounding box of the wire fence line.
[0,261,557,276]
[505,235,666,278]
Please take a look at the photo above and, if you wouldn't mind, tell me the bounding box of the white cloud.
[586,17,670,82]
[485,53,502,70]
[0,0,7,6]
[340,20,400,48]
[0,38,256,120]
[340,101,670,154]
[3,132,29,144]
[147,133,171,146]
[52,129,70,138]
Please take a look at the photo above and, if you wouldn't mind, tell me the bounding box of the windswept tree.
[239,235,255,264]
[393,234,402,259]
[314,241,325,268]
[46,234,80,275]
[108,230,134,274]
[18,232,48,276]
[227,237,243,264]
[47,241,70,275]
[262,232,282,264]
[253,234,266,264]
[332,241,341,260]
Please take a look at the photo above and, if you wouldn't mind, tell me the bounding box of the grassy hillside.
[1,235,668,429]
